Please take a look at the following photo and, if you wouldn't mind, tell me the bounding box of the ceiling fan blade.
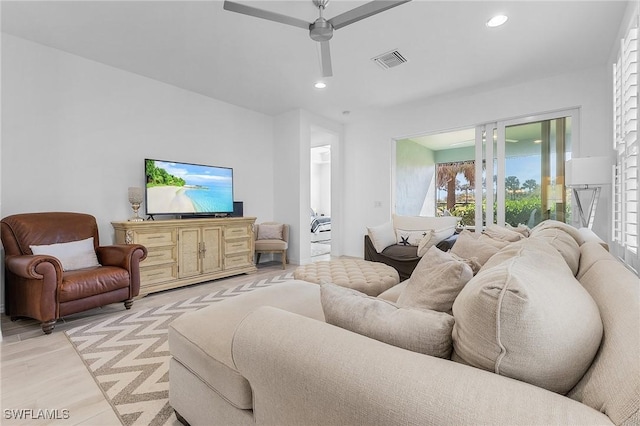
[223,1,310,30]
[320,41,333,77]
[328,0,412,30]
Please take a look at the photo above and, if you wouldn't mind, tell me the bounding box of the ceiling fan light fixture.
[314,81,327,89]
[486,14,508,28]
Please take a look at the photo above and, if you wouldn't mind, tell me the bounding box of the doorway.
[310,144,332,259]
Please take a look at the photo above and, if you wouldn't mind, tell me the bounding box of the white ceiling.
[1,1,628,123]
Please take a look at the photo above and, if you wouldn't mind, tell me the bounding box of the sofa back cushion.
[392,214,459,231]
[529,226,581,275]
[452,238,603,395]
[567,242,640,425]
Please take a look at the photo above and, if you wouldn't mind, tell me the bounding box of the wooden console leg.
[124,299,134,310]
[41,320,56,335]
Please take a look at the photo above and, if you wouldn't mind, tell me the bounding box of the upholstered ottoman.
[293,258,400,296]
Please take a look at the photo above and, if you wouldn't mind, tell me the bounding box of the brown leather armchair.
[1,212,147,334]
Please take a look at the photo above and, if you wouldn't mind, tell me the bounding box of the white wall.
[1,35,275,308]
[1,35,275,233]
[342,65,613,257]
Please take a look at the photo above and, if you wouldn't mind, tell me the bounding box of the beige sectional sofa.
[168,223,639,426]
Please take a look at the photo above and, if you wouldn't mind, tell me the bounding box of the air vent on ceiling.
[372,50,407,70]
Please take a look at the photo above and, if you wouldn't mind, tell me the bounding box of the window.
[613,18,640,273]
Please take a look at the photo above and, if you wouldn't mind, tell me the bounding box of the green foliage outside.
[146,160,186,187]
[447,197,572,227]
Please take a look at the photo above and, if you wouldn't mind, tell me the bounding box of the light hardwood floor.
[0,260,311,425]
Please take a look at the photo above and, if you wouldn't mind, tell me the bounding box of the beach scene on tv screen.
[146,159,233,214]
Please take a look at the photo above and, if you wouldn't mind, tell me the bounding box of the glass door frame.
[475,108,581,229]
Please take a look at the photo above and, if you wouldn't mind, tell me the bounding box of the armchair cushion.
[30,237,100,271]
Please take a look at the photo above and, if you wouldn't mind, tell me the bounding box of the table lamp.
[565,157,611,229]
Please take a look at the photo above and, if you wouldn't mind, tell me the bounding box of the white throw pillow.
[367,221,397,253]
[257,224,283,240]
[416,230,435,257]
[30,237,101,271]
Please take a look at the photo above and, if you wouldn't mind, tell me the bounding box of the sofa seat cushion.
[59,266,130,302]
[168,281,324,409]
[452,238,603,394]
[321,283,454,358]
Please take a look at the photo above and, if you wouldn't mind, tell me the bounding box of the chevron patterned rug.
[65,271,294,426]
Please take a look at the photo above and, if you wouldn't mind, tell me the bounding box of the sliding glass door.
[475,109,578,229]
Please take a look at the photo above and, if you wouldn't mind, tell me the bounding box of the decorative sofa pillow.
[452,238,603,395]
[321,283,454,358]
[395,229,428,246]
[483,224,526,242]
[30,237,100,271]
[531,219,585,245]
[450,230,500,266]
[529,227,581,275]
[396,246,473,313]
[367,221,397,253]
[257,224,283,240]
[506,223,531,237]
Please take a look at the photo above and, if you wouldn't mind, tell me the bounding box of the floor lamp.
[565,157,611,229]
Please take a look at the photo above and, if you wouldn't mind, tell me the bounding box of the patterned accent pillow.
[395,229,430,246]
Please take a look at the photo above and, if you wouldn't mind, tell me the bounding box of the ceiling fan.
[223,0,412,77]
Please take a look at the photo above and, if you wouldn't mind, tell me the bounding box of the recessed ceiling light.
[314,81,327,89]
[486,15,508,28]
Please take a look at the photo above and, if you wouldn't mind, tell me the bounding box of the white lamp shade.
[565,157,612,186]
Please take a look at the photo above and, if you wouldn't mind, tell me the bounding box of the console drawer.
[226,226,251,239]
[225,239,250,255]
[225,253,252,269]
[143,246,176,265]
[135,230,175,246]
[140,264,176,285]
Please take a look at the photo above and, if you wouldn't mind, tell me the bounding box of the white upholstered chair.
[254,222,289,269]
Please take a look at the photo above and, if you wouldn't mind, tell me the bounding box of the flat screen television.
[145,158,234,217]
